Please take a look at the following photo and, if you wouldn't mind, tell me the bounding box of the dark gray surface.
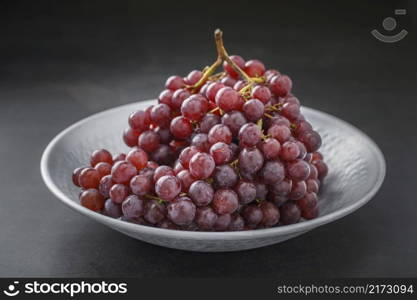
[0,1,416,277]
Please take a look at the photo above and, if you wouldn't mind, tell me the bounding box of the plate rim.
[40,100,386,241]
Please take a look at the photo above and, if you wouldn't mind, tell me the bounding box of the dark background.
[0,0,416,277]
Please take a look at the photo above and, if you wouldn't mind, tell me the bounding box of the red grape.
[191,133,210,152]
[279,201,301,225]
[208,124,232,145]
[104,199,122,218]
[223,55,245,78]
[122,195,145,219]
[123,127,140,147]
[260,138,281,159]
[212,188,239,214]
[176,170,196,192]
[170,116,193,140]
[155,175,181,201]
[150,103,171,128]
[206,82,225,102]
[90,149,113,167]
[79,167,101,189]
[153,166,175,182]
[235,180,257,204]
[221,110,247,136]
[269,75,292,97]
[129,110,151,131]
[210,142,232,165]
[238,123,262,147]
[126,148,148,171]
[185,70,203,85]
[165,75,184,90]
[158,89,174,107]
[242,204,263,226]
[244,59,265,77]
[243,99,265,122]
[215,87,243,112]
[251,85,271,104]
[260,201,280,226]
[287,159,310,181]
[167,197,196,226]
[130,174,153,196]
[80,189,104,211]
[195,207,218,230]
[199,113,220,133]
[259,160,285,185]
[268,124,291,143]
[189,152,215,179]
[238,147,264,175]
[181,94,209,121]
[188,180,214,206]
[72,167,85,187]
[109,183,129,204]
[111,161,137,184]
[179,146,200,169]
[213,165,238,189]
[138,130,160,153]
[98,175,113,198]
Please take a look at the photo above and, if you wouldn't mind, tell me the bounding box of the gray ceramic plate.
[40,100,385,252]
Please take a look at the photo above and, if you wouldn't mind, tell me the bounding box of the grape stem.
[190,29,264,91]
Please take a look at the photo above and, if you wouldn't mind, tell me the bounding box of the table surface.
[0,1,416,277]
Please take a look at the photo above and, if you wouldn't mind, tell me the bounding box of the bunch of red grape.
[71,30,328,231]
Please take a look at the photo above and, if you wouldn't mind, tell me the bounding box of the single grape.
[94,162,112,178]
[126,148,148,171]
[238,123,262,147]
[206,82,225,102]
[171,88,191,109]
[213,165,238,189]
[195,206,218,230]
[223,55,245,78]
[297,192,318,213]
[267,124,291,143]
[130,174,153,196]
[138,130,160,153]
[200,81,212,96]
[111,161,137,184]
[98,175,113,198]
[144,199,167,224]
[151,144,175,165]
[298,130,322,152]
[185,70,203,85]
[167,197,196,226]
[176,170,196,192]
[155,175,181,201]
[259,160,285,185]
[269,75,292,97]
[212,188,239,215]
[287,159,310,181]
[123,127,140,147]
[314,160,328,180]
[181,94,209,121]
[103,199,122,218]
[80,189,104,211]
[122,195,145,219]
[260,201,280,226]
[220,76,237,87]
[289,180,307,200]
[188,180,214,207]
[280,141,301,161]
[191,133,210,152]
[170,116,193,140]
[150,103,171,128]
[210,142,233,165]
[221,110,247,136]
[215,87,244,112]
[238,147,264,175]
[128,110,151,131]
[72,167,85,187]
[243,99,265,122]
[208,124,233,145]
[228,213,244,231]
[179,146,200,169]
[251,85,271,104]
[235,180,257,204]
[153,166,175,183]
[165,75,184,90]
[109,183,129,204]
[279,201,301,225]
[294,120,313,137]
[260,138,281,160]
[79,167,101,189]
[189,152,215,179]
[244,59,265,77]
[270,178,292,196]
[158,89,174,107]
[199,113,220,134]
[90,149,113,167]
[242,204,263,226]
[213,213,232,231]
[281,102,300,120]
